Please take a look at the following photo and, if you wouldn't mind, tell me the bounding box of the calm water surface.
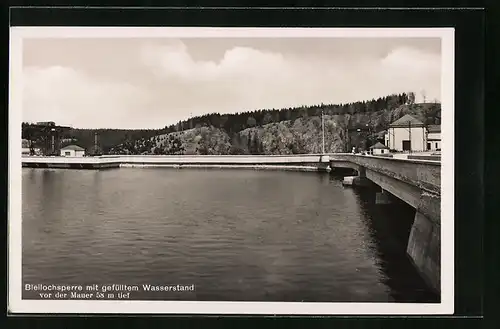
[22,168,438,302]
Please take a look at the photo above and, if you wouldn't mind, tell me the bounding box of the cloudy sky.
[22,37,441,129]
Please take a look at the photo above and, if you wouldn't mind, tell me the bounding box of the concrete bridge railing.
[329,154,440,195]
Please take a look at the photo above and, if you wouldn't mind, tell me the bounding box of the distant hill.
[108,96,441,155]
[21,92,441,155]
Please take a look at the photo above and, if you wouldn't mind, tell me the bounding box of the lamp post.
[356,128,361,153]
[408,121,412,154]
[94,132,101,156]
[321,111,325,154]
[345,127,350,153]
[50,128,56,155]
[366,123,371,154]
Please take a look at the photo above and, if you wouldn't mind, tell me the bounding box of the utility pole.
[408,121,412,154]
[321,111,325,154]
[345,127,349,153]
[347,129,349,153]
[387,127,390,150]
[95,132,98,154]
[366,123,370,154]
[51,128,56,155]
[345,116,352,153]
[94,132,101,156]
[29,138,34,155]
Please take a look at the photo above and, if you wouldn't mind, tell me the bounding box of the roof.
[370,142,389,149]
[427,125,441,133]
[61,144,85,151]
[389,114,424,127]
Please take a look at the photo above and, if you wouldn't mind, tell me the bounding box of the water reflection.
[353,186,440,302]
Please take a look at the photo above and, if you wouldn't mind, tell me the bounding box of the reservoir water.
[21,168,438,302]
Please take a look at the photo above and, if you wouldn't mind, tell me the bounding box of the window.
[65,151,70,156]
[435,142,438,149]
[427,142,431,150]
[381,149,384,154]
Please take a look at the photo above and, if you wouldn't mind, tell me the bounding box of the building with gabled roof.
[60,144,85,157]
[385,114,441,152]
[369,142,390,155]
[388,114,425,128]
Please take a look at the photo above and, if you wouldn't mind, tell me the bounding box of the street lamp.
[50,128,56,155]
[321,111,325,154]
[366,123,370,154]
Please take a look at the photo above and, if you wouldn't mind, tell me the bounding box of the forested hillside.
[108,93,441,155]
[22,92,441,155]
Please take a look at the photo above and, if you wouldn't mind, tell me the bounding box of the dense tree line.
[159,93,412,136]
[22,92,425,155]
[21,124,160,154]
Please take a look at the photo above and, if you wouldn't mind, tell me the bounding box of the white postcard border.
[8,27,455,315]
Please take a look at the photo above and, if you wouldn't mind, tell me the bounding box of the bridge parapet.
[329,154,441,195]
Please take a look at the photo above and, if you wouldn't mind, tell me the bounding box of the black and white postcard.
[9,26,454,315]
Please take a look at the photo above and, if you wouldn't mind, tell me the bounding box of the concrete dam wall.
[21,154,332,171]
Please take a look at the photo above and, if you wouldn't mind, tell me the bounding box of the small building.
[370,142,390,155]
[60,144,85,157]
[426,124,441,151]
[385,114,427,152]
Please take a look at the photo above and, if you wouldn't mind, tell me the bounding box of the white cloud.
[22,39,442,129]
[23,66,150,129]
[382,47,441,72]
[140,41,290,83]
[141,41,441,109]
[379,47,441,102]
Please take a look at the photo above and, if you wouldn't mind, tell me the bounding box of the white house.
[384,114,441,152]
[370,142,390,155]
[60,144,85,157]
[385,114,428,152]
[426,125,441,151]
